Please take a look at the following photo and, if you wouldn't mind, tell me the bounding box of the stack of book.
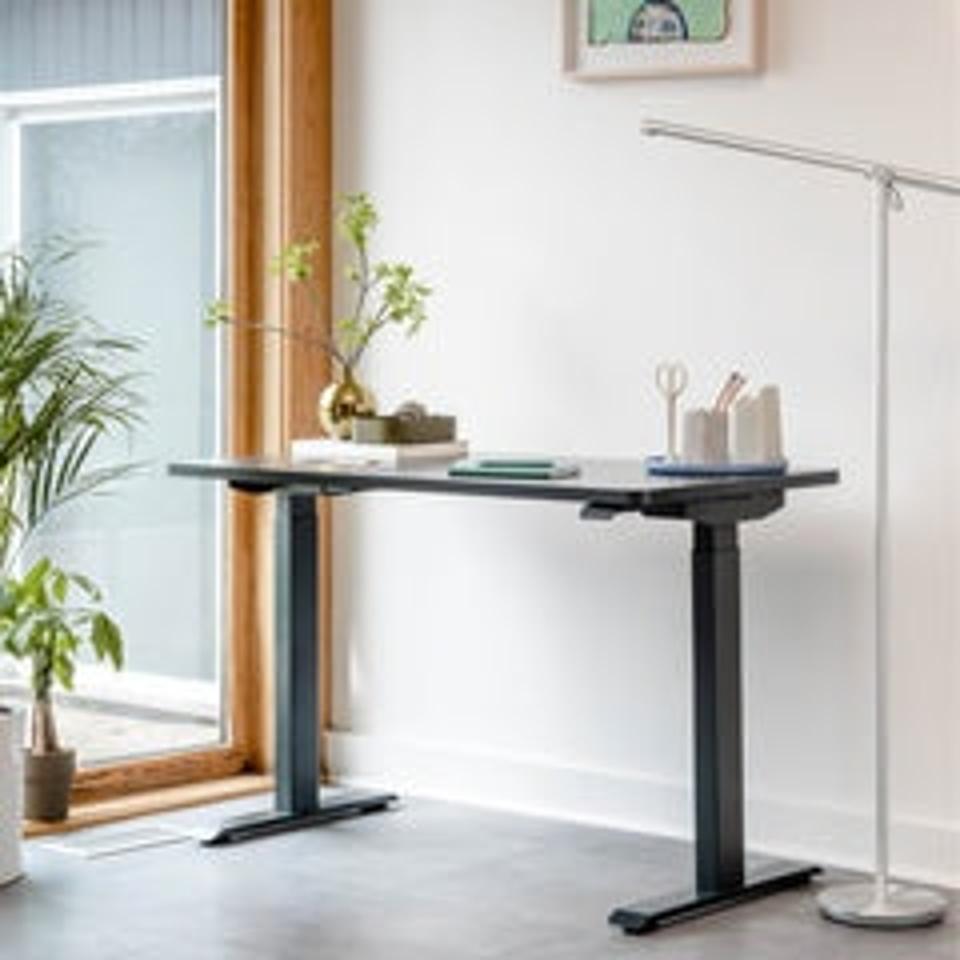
[291,437,468,466]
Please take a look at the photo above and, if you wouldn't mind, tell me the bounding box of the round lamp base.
[818,883,948,929]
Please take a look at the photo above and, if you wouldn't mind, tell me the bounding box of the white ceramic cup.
[732,386,783,463]
[682,408,729,464]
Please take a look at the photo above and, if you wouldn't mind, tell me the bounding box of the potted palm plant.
[0,246,141,821]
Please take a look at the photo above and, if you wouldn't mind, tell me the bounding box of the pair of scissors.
[655,361,689,461]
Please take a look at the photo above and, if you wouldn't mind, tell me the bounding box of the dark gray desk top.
[170,456,838,516]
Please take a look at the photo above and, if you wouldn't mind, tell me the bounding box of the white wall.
[331,0,960,886]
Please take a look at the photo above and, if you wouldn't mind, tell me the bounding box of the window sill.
[23,773,272,838]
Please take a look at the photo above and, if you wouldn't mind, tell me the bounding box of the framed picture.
[561,0,761,80]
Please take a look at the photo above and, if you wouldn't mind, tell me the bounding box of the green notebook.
[448,459,580,481]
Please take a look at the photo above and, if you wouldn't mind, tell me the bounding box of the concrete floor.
[1,796,957,960]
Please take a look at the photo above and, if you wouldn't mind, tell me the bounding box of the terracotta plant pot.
[23,748,75,822]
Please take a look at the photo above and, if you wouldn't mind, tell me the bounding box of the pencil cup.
[682,408,728,465]
[731,386,783,463]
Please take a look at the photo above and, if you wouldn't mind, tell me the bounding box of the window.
[0,2,227,770]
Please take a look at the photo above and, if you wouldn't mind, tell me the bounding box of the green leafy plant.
[0,244,142,755]
[206,192,432,374]
[0,558,122,753]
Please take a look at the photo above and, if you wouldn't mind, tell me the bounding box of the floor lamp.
[643,118,956,928]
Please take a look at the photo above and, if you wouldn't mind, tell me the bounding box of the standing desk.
[170,456,838,933]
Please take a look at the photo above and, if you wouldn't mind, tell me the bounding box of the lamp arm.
[642,119,960,197]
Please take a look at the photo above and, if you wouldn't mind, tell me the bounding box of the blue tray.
[646,456,788,477]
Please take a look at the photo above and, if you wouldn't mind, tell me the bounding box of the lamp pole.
[643,119,956,928]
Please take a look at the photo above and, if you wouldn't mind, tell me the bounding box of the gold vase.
[318,369,376,439]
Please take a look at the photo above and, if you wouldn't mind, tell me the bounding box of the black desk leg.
[609,522,818,933]
[204,492,396,846]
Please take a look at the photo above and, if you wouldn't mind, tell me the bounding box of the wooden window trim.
[68,0,333,810]
[27,774,272,838]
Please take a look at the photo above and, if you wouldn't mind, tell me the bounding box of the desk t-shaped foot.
[203,491,396,846]
[609,521,818,933]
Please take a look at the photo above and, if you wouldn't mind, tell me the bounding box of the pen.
[713,372,747,414]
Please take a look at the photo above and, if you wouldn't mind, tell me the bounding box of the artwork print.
[588,0,730,47]
[562,0,758,79]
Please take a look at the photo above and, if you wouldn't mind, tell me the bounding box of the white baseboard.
[327,731,960,890]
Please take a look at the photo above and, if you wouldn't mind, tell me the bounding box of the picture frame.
[561,0,761,81]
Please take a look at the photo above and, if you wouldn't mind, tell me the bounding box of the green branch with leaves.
[205,193,432,374]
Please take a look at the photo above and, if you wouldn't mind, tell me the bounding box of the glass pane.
[10,110,221,764]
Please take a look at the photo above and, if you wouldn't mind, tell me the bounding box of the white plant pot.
[0,706,25,887]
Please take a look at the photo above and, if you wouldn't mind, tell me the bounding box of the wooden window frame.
[72,0,333,806]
